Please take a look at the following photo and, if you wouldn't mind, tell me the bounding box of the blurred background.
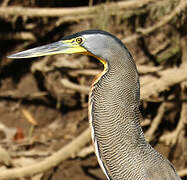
[0,0,187,179]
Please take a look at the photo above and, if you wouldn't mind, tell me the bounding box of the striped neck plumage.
[89,54,145,141]
[88,50,149,179]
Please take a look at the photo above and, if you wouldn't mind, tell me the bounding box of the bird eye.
[76,37,83,44]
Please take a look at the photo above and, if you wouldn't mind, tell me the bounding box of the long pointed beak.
[8,40,87,59]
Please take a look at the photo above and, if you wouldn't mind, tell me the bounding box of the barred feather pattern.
[88,48,181,180]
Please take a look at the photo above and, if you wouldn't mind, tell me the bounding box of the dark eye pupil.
[76,38,82,44]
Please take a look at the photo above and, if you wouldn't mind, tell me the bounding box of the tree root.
[136,0,187,35]
[0,128,91,180]
[141,63,187,100]
[123,0,187,43]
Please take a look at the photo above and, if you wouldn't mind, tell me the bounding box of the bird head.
[8,30,126,67]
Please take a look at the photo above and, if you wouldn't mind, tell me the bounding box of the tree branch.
[141,63,187,100]
[0,0,157,17]
[137,0,187,35]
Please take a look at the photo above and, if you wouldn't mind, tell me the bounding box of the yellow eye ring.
[76,37,83,44]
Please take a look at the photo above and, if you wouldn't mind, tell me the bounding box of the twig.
[0,128,91,180]
[123,34,141,43]
[0,91,48,100]
[77,145,94,158]
[0,0,157,17]
[152,40,170,55]
[137,65,162,74]
[156,43,180,63]
[61,78,90,94]
[11,150,52,158]
[140,119,151,127]
[1,0,10,7]
[21,108,37,126]
[0,32,36,41]
[178,168,187,177]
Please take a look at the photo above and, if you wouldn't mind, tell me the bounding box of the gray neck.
[89,50,150,179]
[89,50,149,179]
[90,47,146,142]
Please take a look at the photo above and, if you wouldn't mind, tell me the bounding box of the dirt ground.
[0,0,187,180]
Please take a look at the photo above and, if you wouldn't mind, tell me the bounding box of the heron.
[8,30,181,180]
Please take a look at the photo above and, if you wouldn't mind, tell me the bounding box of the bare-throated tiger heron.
[8,30,181,180]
